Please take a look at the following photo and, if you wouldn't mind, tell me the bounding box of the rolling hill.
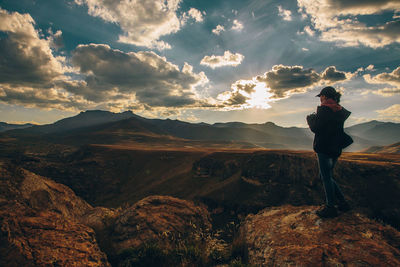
[0,122,34,132]
[362,142,400,154]
[1,110,399,151]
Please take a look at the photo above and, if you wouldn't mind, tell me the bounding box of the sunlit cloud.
[70,44,210,108]
[277,6,292,21]
[0,8,65,85]
[256,65,351,99]
[200,51,244,69]
[232,19,244,31]
[212,25,225,35]
[366,65,376,71]
[0,8,83,111]
[215,64,354,111]
[0,84,90,111]
[373,88,400,97]
[182,8,205,23]
[74,0,204,50]
[187,8,205,22]
[321,66,354,82]
[256,65,320,98]
[364,66,400,88]
[0,8,218,113]
[376,104,400,122]
[217,79,272,110]
[301,26,315,36]
[298,0,400,48]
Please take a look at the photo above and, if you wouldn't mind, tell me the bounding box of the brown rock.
[111,195,212,253]
[0,162,92,220]
[81,206,119,231]
[0,163,111,266]
[0,201,110,267]
[19,168,93,220]
[238,205,400,266]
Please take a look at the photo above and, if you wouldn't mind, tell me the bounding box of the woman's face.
[320,95,327,103]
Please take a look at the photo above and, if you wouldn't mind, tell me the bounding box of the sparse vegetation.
[114,236,251,267]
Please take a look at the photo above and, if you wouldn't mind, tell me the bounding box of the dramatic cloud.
[212,25,225,35]
[47,29,64,50]
[216,65,352,108]
[0,9,215,112]
[75,0,204,50]
[0,9,83,110]
[298,0,400,48]
[186,8,205,22]
[302,26,315,36]
[70,44,209,108]
[321,66,349,82]
[372,88,400,97]
[256,65,320,98]
[217,80,256,108]
[376,104,400,122]
[364,66,400,88]
[366,65,375,71]
[217,79,273,110]
[277,6,292,21]
[0,8,65,86]
[256,65,350,99]
[232,19,244,31]
[0,84,89,111]
[200,51,244,69]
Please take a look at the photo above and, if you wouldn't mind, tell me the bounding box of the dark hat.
[316,86,337,98]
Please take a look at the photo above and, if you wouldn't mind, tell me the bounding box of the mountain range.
[2,110,399,152]
[0,122,34,132]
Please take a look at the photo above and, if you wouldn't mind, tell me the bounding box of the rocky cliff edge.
[236,205,400,266]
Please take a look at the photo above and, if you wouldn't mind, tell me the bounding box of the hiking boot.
[337,201,351,212]
[316,205,338,218]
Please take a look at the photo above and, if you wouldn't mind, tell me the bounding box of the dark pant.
[317,153,345,207]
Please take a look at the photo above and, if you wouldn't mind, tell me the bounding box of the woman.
[307,86,352,218]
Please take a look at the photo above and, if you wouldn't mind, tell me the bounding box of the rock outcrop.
[111,195,212,254]
[0,200,110,267]
[237,205,400,266]
[0,162,216,266]
[0,162,110,267]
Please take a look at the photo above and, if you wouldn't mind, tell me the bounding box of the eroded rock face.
[238,205,400,267]
[111,195,212,253]
[20,168,93,220]
[0,163,110,267]
[0,162,93,219]
[0,201,110,267]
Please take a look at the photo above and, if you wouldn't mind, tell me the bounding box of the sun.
[247,83,273,109]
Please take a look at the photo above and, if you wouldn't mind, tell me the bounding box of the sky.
[0,0,399,127]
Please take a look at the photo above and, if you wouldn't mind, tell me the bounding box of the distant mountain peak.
[79,109,108,114]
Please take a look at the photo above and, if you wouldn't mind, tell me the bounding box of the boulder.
[19,168,93,220]
[237,205,400,266]
[0,162,92,220]
[111,195,212,253]
[0,200,110,267]
[81,206,119,231]
[0,163,110,266]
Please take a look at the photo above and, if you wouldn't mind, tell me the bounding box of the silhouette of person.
[307,86,352,218]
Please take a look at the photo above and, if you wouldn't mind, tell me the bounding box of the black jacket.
[307,105,351,157]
